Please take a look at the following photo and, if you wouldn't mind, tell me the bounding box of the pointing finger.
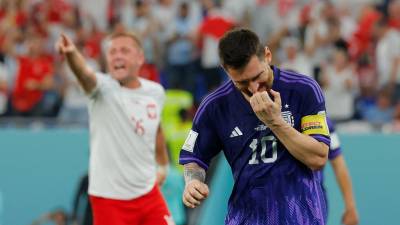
[61,33,69,46]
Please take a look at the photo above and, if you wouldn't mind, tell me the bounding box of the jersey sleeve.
[155,84,166,110]
[327,118,342,160]
[299,78,330,147]
[88,72,115,98]
[179,105,222,170]
[328,131,342,160]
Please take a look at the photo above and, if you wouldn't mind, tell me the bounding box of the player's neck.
[120,75,141,89]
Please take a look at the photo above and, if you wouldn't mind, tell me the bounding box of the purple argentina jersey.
[180,66,330,225]
[327,117,342,160]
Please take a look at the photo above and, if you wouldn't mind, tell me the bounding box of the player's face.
[106,36,144,83]
[227,49,273,99]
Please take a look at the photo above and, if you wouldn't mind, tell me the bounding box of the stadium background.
[1,0,400,224]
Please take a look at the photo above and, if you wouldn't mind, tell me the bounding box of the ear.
[137,49,145,66]
[264,46,272,64]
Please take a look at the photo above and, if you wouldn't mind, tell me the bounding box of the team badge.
[281,111,294,127]
[146,103,157,120]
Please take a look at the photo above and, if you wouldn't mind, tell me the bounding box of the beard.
[240,82,270,98]
[242,89,253,98]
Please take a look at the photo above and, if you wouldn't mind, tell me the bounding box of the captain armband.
[300,113,329,136]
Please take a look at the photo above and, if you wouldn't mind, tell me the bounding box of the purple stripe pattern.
[313,178,325,224]
[328,147,342,160]
[280,71,324,104]
[311,134,330,142]
[194,81,231,121]
[194,82,234,124]
[311,135,331,146]
[179,157,209,170]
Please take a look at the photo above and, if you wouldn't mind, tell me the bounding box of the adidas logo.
[230,127,243,138]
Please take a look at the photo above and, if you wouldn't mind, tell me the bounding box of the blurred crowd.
[0,0,400,132]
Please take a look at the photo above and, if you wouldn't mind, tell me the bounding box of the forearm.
[155,126,169,167]
[332,156,357,209]
[340,174,356,209]
[270,120,328,170]
[65,49,96,93]
[184,162,206,183]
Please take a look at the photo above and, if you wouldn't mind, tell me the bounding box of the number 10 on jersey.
[248,135,278,165]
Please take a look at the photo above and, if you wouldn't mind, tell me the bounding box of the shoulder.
[95,72,114,83]
[94,72,120,90]
[139,78,166,105]
[198,81,235,109]
[278,69,324,103]
[279,69,319,88]
[193,81,235,124]
[140,78,165,94]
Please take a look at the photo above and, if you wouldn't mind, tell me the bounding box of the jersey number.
[248,135,278,164]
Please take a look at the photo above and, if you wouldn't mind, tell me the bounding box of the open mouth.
[114,64,126,71]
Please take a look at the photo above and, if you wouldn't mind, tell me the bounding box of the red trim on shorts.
[90,185,171,225]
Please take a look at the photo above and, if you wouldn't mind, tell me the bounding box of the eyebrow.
[234,69,265,84]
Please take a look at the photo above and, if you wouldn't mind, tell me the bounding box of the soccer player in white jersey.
[56,32,173,225]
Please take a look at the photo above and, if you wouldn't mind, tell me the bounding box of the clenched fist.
[182,179,209,208]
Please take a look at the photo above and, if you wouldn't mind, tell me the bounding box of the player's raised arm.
[182,162,209,208]
[55,33,97,94]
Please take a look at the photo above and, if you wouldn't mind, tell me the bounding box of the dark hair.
[218,28,265,70]
[334,38,349,58]
[334,38,348,51]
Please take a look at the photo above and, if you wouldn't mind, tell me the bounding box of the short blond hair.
[104,31,143,50]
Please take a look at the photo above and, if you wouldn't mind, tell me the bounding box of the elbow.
[307,155,328,171]
[307,145,329,171]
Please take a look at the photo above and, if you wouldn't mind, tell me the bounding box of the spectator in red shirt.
[388,0,400,30]
[197,0,235,93]
[0,0,29,28]
[11,33,56,116]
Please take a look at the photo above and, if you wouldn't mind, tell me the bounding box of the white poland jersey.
[87,72,165,200]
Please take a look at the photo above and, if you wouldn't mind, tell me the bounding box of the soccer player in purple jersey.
[325,118,359,225]
[179,28,330,225]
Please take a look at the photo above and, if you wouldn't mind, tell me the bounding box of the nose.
[248,80,259,94]
[114,51,123,58]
